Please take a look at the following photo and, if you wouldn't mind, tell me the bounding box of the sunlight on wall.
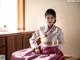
[0,0,17,31]
[25,0,46,31]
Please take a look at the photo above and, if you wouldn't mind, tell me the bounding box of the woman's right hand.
[34,48,40,54]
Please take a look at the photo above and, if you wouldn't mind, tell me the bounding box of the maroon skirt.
[11,46,64,60]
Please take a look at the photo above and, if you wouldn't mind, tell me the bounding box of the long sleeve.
[29,30,40,49]
[57,29,64,49]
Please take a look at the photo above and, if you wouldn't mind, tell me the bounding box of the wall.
[25,0,80,58]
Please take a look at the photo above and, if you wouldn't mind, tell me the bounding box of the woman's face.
[46,14,56,27]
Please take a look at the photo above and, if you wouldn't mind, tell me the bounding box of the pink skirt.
[11,46,64,60]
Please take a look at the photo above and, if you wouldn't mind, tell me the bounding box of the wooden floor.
[66,57,80,60]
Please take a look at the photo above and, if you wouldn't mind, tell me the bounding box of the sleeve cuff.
[31,44,39,49]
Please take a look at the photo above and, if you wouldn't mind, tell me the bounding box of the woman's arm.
[57,29,64,49]
[29,30,40,49]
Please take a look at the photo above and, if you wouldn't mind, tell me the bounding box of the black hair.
[45,9,56,23]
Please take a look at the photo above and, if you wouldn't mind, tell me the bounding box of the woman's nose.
[48,19,52,22]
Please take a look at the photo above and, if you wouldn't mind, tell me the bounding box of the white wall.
[25,0,80,58]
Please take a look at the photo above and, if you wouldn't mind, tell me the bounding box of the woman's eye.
[51,17,53,19]
[47,17,49,19]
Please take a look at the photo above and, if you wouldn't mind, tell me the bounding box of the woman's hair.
[45,8,56,23]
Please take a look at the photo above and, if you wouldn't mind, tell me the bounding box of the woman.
[12,9,64,60]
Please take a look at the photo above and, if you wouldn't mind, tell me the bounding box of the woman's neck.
[48,24,54,29]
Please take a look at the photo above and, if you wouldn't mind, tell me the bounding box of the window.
[0,0,17,31]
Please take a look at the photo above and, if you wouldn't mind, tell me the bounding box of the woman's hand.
[34,48,40,54]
